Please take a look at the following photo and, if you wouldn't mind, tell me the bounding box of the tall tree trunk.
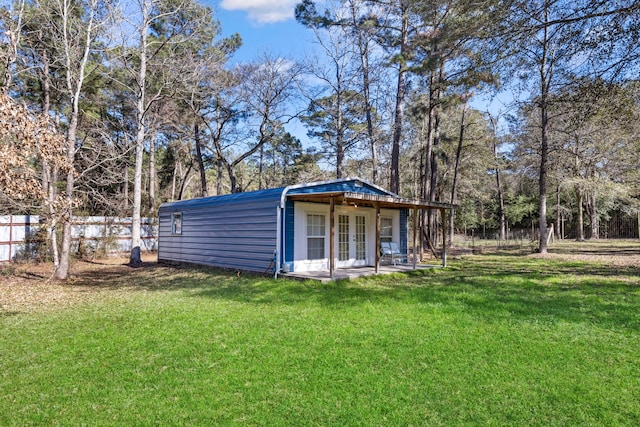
[449,100,468,246]
[420,83,435,252]
[496,167,506,242]
[390,0,409,194]
[427,67,444,245]
[178,163,193,200]
[216,157,223,195]
[537,0,551,253]
[589,192,599,239]
[489,115,506,241]
[130,2,149,266]
[576,187,585,241]
[171,163,177,201]
[194,121,208,197]
[538,108,549,251]
[226,161,238,193]
[54,0,95,279]
[148,130,157,211]
[55,105,78,280]
[40,48,59,266]
[47,167,60,266]
[258,143,264,190]
[336,74,344,179]
[349,0,377,184]
[124,165,129,210]
[555,182,561,239]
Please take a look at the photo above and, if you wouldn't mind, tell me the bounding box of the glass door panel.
[355,215,366,261]
[338,214,350,262]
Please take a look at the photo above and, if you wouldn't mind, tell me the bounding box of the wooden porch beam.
[375,202,380,273]
[413,207,418,270]
[440,208,447,267]
[330,197,335,278]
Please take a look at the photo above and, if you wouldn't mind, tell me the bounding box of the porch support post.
[329,197,335,278]
[441,208,447,267]
[375,202,380,273]
[412,207,418,270]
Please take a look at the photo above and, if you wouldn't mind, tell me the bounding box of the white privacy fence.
[0,215,158,262]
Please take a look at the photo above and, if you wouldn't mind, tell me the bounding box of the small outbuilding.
[158,177,453,278]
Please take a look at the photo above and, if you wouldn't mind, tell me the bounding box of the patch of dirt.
[0,253,161,315]
[532,240,640,268]
[529,251,640,268]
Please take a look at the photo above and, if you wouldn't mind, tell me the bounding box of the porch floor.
[280,263,442,283]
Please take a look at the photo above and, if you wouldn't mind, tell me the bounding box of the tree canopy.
[1,0,638,275]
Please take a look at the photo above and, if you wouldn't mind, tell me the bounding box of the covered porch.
[283,191,454,280]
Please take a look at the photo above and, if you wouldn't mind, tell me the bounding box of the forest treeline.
[1,0,639,278]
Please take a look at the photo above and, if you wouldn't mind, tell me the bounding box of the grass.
[1,247,640,425]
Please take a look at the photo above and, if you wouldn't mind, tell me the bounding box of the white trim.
[279,177,399,209]
[294,203,330,272]
[171,212,182,235]
[336,210,370,268]
[291,202,401,273]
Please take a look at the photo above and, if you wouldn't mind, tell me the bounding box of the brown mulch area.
[1,254,163,315]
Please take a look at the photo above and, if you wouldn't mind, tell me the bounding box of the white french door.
[336,213,368,268]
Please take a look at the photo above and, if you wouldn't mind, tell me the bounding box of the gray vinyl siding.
[157,178,420,274]
[158,190,282,272]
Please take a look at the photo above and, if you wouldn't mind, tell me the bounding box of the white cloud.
[220,0,298,24]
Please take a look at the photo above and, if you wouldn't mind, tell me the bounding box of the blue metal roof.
[285,177,396,198]
[158,177,397,212]
[158,186,285,212]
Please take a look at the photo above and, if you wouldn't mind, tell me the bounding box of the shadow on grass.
[67,256,640,331]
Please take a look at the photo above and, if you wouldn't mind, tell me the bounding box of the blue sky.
[201,1,318,147]
[204,0,315,63]
[201,0,510,142]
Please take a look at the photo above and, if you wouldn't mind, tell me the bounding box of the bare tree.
[116,0,213,265]
[502,0,639,252]
[48,0,109,279]
[0,0,25,91]
[488,112,507,241]
[299,17,365,179]
[175,25,241,197]
[205,55,302,193]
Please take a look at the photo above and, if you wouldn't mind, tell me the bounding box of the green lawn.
[1,249,639,425]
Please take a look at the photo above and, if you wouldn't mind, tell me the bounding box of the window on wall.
[171,212,182,235]
[307,214,325,260]
[381,217,393,242]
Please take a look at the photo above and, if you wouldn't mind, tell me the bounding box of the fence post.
[9,215,13,261]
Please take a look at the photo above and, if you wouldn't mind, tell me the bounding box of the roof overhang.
[286,191,455,210]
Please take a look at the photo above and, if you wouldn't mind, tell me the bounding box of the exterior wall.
[283,199,295,270]
[157,178,412,274]
[158,189,282,273]
[289,202,402,273]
